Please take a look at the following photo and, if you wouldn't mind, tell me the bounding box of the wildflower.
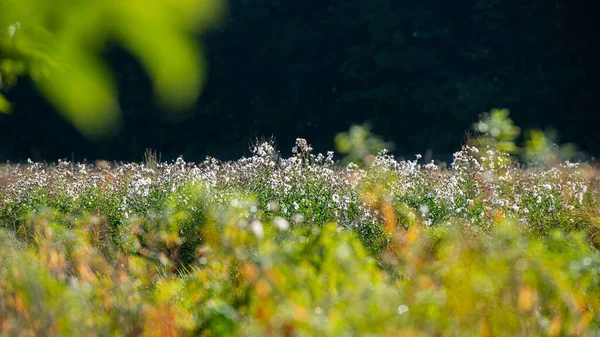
[273,217,289,231]
[292,214,304,223]
[250,220,264,238]
[397,305,409,315]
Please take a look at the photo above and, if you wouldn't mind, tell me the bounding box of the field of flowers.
[1,135,600,336]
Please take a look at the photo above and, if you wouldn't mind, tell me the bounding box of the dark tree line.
[1,0,598,162]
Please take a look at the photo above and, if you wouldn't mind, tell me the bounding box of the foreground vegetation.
[1,129,600,336]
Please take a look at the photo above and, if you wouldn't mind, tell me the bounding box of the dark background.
[1,0,599,162]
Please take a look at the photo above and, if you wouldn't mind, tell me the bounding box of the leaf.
[166,0,227,30]
[0,92,11,113]
[34,46,120,138]
[0,0,225,137]
[115,20,205,110]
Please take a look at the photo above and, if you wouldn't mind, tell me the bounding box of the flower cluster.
[1,139,598,242]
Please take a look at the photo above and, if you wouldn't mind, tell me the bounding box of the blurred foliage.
[386,221,600,336]
[472,108,521,155]
[523,128,579,167]
[0,181,599,335]
[335,123,393,167]
[0,0,226,137]
[471,108,580,167]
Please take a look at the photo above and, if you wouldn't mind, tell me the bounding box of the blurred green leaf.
[523,128,578,167]
[335,124,393,167]
[35,47,120,137]
[0,0,226,137]
[0,92,11,113]
[111,3,205,109]
[472,108,521,155]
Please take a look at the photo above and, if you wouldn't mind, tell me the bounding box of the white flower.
[292,214,304,223]
[397,305,409,315]
[273,217,289,231]
[250,220,264,238]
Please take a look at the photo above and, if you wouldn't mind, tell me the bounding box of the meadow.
[1,126,600,336]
